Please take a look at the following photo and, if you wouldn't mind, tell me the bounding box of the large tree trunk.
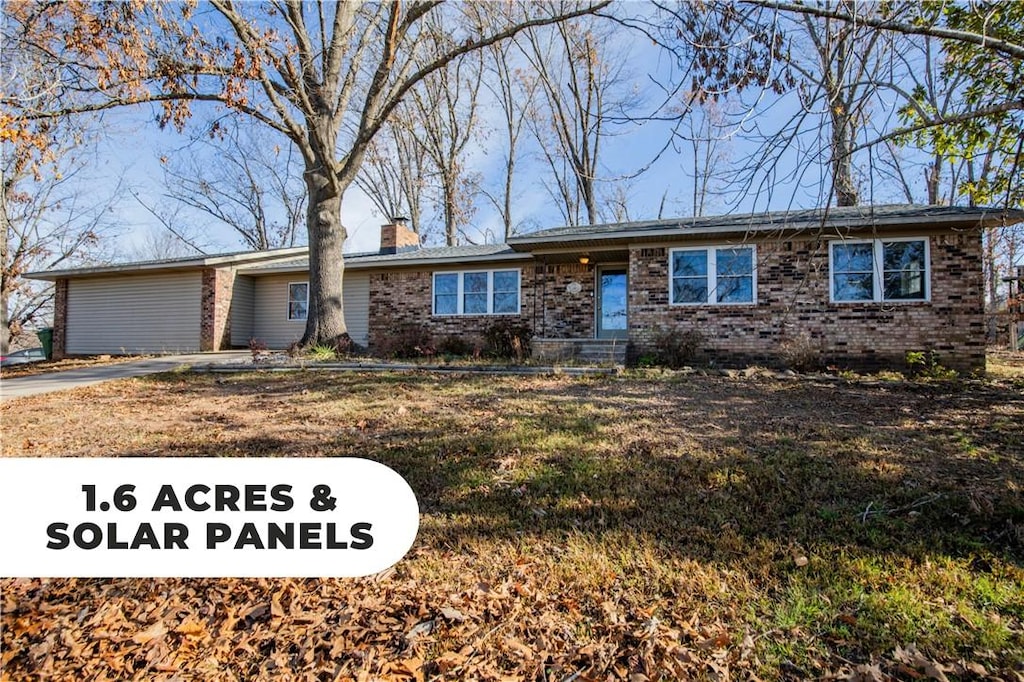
[301,169,348,348]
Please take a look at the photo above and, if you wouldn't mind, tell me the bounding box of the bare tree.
[480,40,542,239]
[1,20,118,353]
[5,1,610,347]
[519,16,635,226]
[354,110,429,235]
[674,95,731,216]
[407,26,485,246]
[159,119,307,251]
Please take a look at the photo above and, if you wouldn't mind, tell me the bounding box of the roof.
[25,204,1023,281]
[507,204,1024,251]
[234,244,524,275]
[25,246,310,281]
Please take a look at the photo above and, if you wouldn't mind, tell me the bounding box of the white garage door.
[66,273,203,355]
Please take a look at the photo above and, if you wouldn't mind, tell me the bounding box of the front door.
[597,267,628,339]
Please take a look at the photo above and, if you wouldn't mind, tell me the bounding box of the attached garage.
[66,272,202,355]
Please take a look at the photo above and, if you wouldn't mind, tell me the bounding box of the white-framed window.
[669,246,756,305]
[830,238,929,303]
[432,269,521,316]
[287,282,309,320]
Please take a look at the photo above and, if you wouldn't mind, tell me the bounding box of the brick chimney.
[379,217,419,254]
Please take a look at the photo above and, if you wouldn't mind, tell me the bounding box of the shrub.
[248,337,268,363]
[377,323,435,359]
[483,319,533,361]
[307,344,337,361]
[906,350,958,381]
[330,334,358,357]
[436,334,473,357]
[652,327,705,369]
[779,332,824,372]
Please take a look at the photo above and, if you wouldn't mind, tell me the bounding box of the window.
[288,282,308,320]
[830,238,928,303]
[432,269,521,315]
[670,246,756,305]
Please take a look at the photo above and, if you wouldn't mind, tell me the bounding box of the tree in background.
[355,109,429,236]
[480,39,542,239]
[157,119,308,252]
[3,1,610,348]
[1,16,118,353]
[519,16,637,226]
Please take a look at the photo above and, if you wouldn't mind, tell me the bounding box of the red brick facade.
[364,232,985,371]
[627,232,985,371]
[200,267,235,351]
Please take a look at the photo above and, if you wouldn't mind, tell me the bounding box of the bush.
[436,334,485,358]
[652,327,705,369]
[483,320,533,361]
[376,323,435,359]
[905,350,959,381]
[779,332,824,372]
[330,334,358,357]
[248,337,268,363]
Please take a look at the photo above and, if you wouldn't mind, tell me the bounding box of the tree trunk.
[301,169,349,348]
[831,108,859,207]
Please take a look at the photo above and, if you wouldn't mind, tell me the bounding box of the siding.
[66,272,202,354]
[252,273,370,348]
[229,275,256,347]
[343,272,370,346]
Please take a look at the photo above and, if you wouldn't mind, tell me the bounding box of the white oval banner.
[0,457,419,578]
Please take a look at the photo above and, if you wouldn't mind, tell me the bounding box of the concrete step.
[532,338,628,365]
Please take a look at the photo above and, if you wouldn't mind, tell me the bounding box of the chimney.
[379,216,419,254]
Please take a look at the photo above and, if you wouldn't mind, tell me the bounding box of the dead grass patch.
[2,371,1022,680]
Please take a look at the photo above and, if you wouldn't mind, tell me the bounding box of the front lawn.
[2,370,1022,680]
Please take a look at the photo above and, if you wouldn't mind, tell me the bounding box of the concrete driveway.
[0,352,251,401]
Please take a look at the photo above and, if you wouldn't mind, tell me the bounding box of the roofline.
[235,250,530,275]
[25,246,311,281]
[506,207,1024,250]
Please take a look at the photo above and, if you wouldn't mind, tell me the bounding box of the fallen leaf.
[132,620,167,645]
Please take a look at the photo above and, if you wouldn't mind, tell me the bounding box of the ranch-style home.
[27,204,1024,371]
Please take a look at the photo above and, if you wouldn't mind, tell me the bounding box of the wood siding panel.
[229,275,256,347]
[343,272,370,346]
[252,272,370,348]
[66,273,202,354]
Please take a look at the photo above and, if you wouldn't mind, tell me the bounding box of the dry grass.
[2,369,1023,680]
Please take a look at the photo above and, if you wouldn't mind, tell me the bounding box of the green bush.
[905,350,959,381]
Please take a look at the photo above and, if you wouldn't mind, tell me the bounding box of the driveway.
[0,352,251,401]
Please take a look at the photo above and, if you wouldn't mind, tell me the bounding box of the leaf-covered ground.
[2,366,1023,681]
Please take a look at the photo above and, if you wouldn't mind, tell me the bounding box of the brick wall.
[367,266,536,350]
[534,263,595,339]
[628,233,985,371]
[366,262,605,349]
[200,268,235,351]
[52,278,68,359]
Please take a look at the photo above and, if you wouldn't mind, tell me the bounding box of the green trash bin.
[37,327,54,359]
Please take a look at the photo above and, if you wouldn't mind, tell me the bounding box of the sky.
[49,4,957,264]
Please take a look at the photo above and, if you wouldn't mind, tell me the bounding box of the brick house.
[27,205,1024,371]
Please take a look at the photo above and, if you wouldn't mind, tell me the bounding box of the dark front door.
[597,268,628,339]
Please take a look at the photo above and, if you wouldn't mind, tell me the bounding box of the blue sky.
[70,11,949,262]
